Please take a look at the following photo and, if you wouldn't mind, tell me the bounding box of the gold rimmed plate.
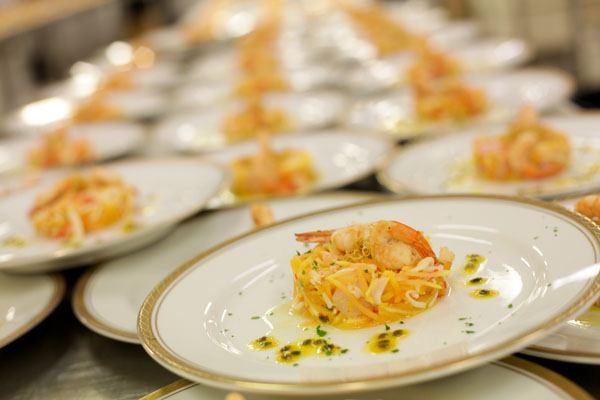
[139,356,593,400]
[138,194,600,395]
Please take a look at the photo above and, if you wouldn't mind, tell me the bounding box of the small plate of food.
[521,194,600,364]
[138,195,600,395]
[346,38,532,94]
[347,68,574,139]
[0,122,145,173]
[73,191,383,343]
[0,272,65,349]
[0,158,227,273]
[139,356,594,400]
[154,91,348,153]
[377,108,600,199]
[202,131,392,208]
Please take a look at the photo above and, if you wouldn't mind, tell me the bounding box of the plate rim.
[72,190,387,343]
[0,157,230,272]
[137,194,600,394]
[0,273,65,349]
[377,111,600,200]
[137,356,594,400]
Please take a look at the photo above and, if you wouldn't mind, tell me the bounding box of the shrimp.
[296,220,454,270]
[473,105,570,180]
[575,195,600,222]
[250,203,274,227]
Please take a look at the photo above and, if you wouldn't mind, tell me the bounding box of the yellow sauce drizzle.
[2,236,29,247]
[364,329,410,354]
[248,335,279,351]
[464,277,488,286]
[568,306,600,329]
[275,338,342,363]
[121,221,141,234]
[462,254,486,275]
[469,289,499,299]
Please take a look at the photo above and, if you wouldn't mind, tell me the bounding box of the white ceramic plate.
[0,273,64,348]
[0,122,145,173]
[73,192,383,343]
[203,131,392,208]
[347,68,574,138]
[378,114,600,199]
[139,356,593,400]
[0,158,227,273]
[138,195,600,395]
[345,38,533,94]
[154,92,349,154]
[521,195,600,364]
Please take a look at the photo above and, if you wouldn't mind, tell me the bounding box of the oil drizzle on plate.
[464,277,488,286]
[568,306,600,329]
[364,329,410,354]
[469,289,498,299]
[275,338,343,363]
[248,335,279,351]
[2,236,29,247]
[462,254,485,275]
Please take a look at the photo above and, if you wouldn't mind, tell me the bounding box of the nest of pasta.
[291,221,454,329]
[29,168,136,241]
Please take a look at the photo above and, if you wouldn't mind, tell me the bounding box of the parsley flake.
[316,325,327,337]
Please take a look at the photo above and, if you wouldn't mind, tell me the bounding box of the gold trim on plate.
[138,356,594,400]
[137,194,600,395]
[0,273,65,349]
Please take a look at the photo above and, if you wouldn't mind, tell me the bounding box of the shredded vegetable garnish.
[29,168,136,242]
[291,221,454,329]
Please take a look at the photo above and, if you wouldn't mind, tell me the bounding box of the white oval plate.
[378,114,600,199]
[0,158,227,273]
[0,273,64,348]
[138,195,600,395]
[345,38,533,94]
[203,131,392,208]
[140,356,593,400]
[73,192,383,343]
[154,92,349,153]
[101,90,168,120]
[0,122,145,173]
[347,68,574,138]
[521,195,600,364]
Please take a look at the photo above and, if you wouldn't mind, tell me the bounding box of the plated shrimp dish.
[29,168,136,242]
[230,134,316,197]
[414,78,487,122]
[221,97,289,142]
[473,105,570,180]
[72,95,122,123]
[27,127,94,168]
[291,221,455,329]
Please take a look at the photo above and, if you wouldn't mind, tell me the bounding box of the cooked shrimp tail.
[295,230,335,243]
[251,203,274,227]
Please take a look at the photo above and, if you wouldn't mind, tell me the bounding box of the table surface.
[1,177,600,400]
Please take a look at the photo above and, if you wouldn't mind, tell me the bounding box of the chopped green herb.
[227,313,232,316]
[533,236,539,240]
[303,327,308,332]
[224,329,229,332]
[399,321,404,325]
[304,243,310,248]
[391,349,399,353]
[301,270,305,275]
[330,263,334,266]
[293,363,299,367]
[385,324,390,331]
[458,317,467,321]
[364,269,368,273]
[462,330,475,334]
[251,316,260,320]
[465,322,474,327]
[269,312,274,316]
[547,283,552,287]
[316,325,327,337]
[443,341,447,345]
[508,304,513,309]
[341,349,349,354]
[238,292,242,296]
[296,251,301,256]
